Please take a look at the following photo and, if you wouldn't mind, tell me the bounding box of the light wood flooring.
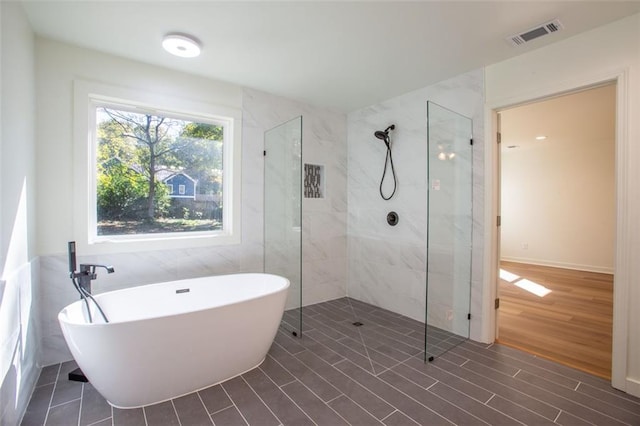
[497,261,613,379]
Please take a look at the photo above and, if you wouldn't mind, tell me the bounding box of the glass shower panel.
[425,102,473,361]
[264,116,303,337]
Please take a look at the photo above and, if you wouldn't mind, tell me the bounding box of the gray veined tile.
[50,374,83,407]
[21,383,55,426]
[428,381,514,425]
[221,376,280,426]
[576,381,640,413]
[144,401,180,426]
[328,394,383,425]
[295,350,395,420]
[241,367,314,426]
[210,406,247,426]
[381,410,421,426]
[268,344,342,402]
[79,383,111,426]
[36,364,60,388]
[377,369,483,425]
[333,359,453,425]
[45,399,81,426]
[199,384,233,414]
[486,395,556,426]
[112,407,145,426]
[516,370,640,425]
[280,380,349,426]
[172,393,213,426]
[434,355,561,421]
[304,329,385,374]
[462,360,627,426]
[260,354,296,386]
[401,357,492,402]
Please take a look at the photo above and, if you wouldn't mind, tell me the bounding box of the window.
[73,80,242,252]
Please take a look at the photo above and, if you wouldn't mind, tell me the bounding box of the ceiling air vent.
[507,19,563,47]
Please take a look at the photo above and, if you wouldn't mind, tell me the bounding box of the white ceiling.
[20,1,640,113]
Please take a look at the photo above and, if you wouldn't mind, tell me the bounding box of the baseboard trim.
[626,377,640,398]
[500,257,614,274]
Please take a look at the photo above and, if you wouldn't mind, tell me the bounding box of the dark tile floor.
[22,297,640,425]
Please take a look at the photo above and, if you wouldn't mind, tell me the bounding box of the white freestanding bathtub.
[58,273,289,408]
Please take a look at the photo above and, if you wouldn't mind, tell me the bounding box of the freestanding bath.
[58,273,289,408]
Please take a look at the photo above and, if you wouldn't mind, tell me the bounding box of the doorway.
[495,83,616,379]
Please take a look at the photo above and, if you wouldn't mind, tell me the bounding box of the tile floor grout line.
[42,362,62,426]
[513,368,522,378]
[220,383,250,426]
[470,342,609,390]
[290,343,397,424]
[142,403,149,426]
[484,393,496,405]
[423,379,526,426]
[343,297,382,374]
[194,390,214,426]
[77,382,84,426]
[431,354,566,421]
[508,363,635,425]
[48,396,82,410]
[258,366,318,426]
[207,403,235,416]
[170,398,184,426]
[240,374,285,425]
[85,415,112,426]
[553,409,563,423]
[339,358,462,426]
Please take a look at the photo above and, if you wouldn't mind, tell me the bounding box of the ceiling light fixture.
[535,135,547,140]
[162,33,201,58]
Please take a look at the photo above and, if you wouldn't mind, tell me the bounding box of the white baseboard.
[626,377,640,398]
[500,256,614,274]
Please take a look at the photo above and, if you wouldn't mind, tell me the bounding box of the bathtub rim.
[58,272,290,327]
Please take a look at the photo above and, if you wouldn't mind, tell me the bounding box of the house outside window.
[95,104,228,235]
[73,80,242,252]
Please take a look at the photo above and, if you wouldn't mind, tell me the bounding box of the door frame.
[483,69,630,391]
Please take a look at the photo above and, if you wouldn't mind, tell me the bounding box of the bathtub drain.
[176,288,190,294]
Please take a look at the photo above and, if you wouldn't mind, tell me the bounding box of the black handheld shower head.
[374,124,395,147]
[373,124,397,200]
[374,130,388,141]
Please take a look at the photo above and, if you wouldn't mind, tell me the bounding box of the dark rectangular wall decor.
[304,163,324,198]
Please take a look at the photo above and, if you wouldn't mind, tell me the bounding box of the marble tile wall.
[347,69,485,341]
[243,88,348,308]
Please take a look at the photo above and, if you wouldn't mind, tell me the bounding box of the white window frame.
[178,184,186,195]
[167,183,174,195]
[73,80,242,254]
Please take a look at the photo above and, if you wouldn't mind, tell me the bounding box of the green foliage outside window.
[95,106,223,235]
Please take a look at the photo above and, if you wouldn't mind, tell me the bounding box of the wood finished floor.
[497,261,613,380]
[23,297,639,426]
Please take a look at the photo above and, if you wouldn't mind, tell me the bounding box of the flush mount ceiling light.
[162,33,201,58]
[535,135,547,140]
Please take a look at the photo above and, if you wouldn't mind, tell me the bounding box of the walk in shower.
[264,116,303,336]
[425,101,473,360]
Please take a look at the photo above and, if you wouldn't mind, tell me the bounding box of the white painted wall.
[0,3,40,425]
[500,85,616,273]
[485,13,640,396]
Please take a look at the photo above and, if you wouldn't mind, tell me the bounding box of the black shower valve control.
[387,211,399,226]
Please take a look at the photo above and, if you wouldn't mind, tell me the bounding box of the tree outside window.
[95,106,224,236]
